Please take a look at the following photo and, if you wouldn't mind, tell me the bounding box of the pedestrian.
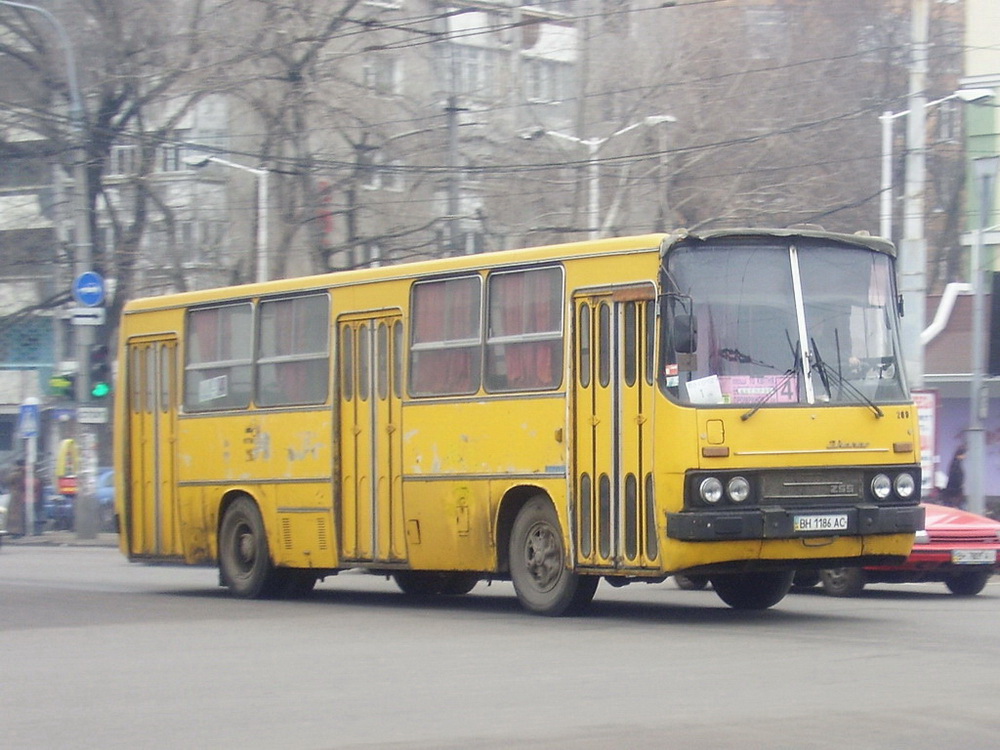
[3,460,27,537]
[939,446,966,509]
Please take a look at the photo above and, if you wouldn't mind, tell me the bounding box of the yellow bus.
[115,227,923,614]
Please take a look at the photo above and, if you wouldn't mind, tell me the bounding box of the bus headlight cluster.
[871,471,916,500]
[698,476,751,505]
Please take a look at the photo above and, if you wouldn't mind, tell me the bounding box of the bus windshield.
[661,240,908,409]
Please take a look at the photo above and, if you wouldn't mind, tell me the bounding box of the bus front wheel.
[710,570,794,610]
[219,496,281,599]
[509,496,598,616]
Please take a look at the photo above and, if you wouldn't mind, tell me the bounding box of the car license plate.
[952,549,997,565]
[793,514,848,532]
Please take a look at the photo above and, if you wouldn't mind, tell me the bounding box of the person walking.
[939,446,967,509]
[3,460,27,537]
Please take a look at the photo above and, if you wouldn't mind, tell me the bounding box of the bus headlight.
[893,472,916,499]
[727,476,751,503]
[699,477,723,504]
[871,473,892,500]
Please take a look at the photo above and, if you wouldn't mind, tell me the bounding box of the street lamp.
[524,115,676,240]
[966,155,1000,517]
[879,89,994,241]
[880,88,993,390]
[185,155,270,283]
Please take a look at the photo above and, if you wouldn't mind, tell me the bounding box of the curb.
[3,532,119,548]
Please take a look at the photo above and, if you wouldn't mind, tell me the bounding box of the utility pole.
[899,0,929,389]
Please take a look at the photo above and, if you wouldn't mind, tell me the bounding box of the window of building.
[523,57,574,103]
[446,44,496,99]
[255,294,330,407]
[108,145,138,176]
[409,275,482,395]
[184,303,253,410]
[485,267,563,391]
[363,55,403,95]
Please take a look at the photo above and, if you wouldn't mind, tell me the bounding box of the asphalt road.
[2,543,999,749]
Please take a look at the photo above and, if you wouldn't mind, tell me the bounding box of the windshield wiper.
[741,333,801,421]
[810,340,884,418]
[739,367,798,421]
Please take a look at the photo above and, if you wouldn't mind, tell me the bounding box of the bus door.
[573,287,659,570]
[338,313,406,563]
[125,336,180,557]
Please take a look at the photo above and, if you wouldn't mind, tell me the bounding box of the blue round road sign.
[73,271,105,307]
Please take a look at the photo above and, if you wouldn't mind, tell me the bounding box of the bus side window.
[184,303,253,411]
[409,275,482,396]
[255,294,330,407]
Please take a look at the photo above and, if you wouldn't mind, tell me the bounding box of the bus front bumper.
[666,503,924,542]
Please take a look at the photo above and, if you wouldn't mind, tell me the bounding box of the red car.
[801,503,1000,597]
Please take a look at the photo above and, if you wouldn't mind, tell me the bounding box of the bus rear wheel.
[219,496,281,599]
[818,567,866,597]
[710,571,794,610]
[509,496,598,616]
[393,571,479,596]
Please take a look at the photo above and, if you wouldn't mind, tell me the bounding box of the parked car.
[95,468,115,532]
[798,503,1000,597]
[41,469,117,533]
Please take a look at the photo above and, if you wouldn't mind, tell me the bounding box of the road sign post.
[18,398,40,535]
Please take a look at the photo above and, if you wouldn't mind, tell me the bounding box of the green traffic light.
[91,382,111,398]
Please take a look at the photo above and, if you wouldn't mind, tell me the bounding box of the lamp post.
[879,88,993,389]
[967,155,1000,517]
[185,155,270,283]
[879,89,994,241]
[531,115,676,240]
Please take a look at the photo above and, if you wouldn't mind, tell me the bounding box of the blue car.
[43,469,116,532]
[95,469,115,532]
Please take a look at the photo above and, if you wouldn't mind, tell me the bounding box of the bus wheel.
[818,567,866,597]
[509,496,598,616]
[219,496,280,599]
[439,572,479,595]
[710,571,794,610]
[278,570,318,599]
[945,569,991,596]
[393,571,479,596]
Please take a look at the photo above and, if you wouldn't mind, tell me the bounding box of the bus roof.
[123,228,894,314]
[661,227,896,257]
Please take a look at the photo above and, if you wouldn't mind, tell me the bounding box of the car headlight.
[893,472,916,499]
[727,476,751,503]
[871,473,892,500]
[915,529,930,544]
[699,477,723,504]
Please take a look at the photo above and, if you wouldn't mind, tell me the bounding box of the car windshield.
[660,239,908,409]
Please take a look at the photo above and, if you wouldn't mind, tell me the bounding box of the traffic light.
[89,344,112,399]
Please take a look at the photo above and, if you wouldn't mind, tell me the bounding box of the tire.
[710,571,794,610]
[673,573,710,591]
[218,496,281,599]
[509,496,597,616]
[393,570,478,596]
[945,569,991,596]
[277,570,318,599]
[819,567,866,597]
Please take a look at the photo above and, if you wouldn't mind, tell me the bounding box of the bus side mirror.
[673,314,698,354]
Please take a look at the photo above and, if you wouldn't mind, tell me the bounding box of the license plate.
[793,514,849,532]
[952,549,997,565]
